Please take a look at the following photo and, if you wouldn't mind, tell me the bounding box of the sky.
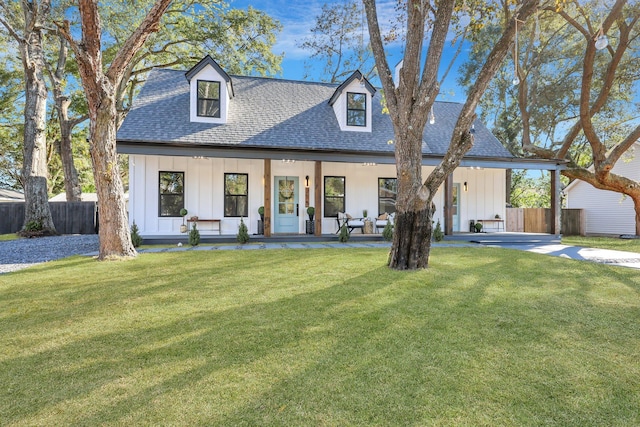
[230,0,471,103]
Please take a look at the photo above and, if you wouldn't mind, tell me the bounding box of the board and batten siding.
[566,145,639,235]
[129,154,507,236]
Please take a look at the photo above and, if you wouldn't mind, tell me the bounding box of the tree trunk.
[388,127,437,269]
[58,110,82,202]
[49,34,83,202]
[20,21,56,235]
[90,91,136,259]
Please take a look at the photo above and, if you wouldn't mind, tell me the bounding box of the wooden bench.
[477,219,504,232]
[187,218,221,234]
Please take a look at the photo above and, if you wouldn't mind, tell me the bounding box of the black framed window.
[159,172,184,217]
[197,80,221,118]
[224,173,248,217]
[324,176,345,217]
[347,92,366,127]
[378,178,397,215]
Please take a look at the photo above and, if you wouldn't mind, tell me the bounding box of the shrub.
[24,220,43,232]
[130,222,143,248]
[338,224,349,243]
[237,218,250,244]
[382,220,393,241]
[433,219,444,242]
[189,223,200,246]
[475,222,483,233]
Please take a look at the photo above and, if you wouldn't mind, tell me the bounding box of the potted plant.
[258,206,264,222]
[179,208,188,233]
[307,206,315,221]
[495,214,501,219]
[474,222,483,233]
[363,209,368,219]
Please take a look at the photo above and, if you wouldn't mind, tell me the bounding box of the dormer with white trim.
[185,55,234,124]
[328,71,376,133]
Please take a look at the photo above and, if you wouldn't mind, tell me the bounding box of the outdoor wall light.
[464,182,468,192]
[305,175,310,188]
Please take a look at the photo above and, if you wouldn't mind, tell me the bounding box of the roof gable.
[185,55,234,97]
[328,70,376,106]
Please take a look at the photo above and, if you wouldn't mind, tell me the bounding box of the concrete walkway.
[486,243,640,270]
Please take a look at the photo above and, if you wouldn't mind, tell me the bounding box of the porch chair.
[336,212,365,234]
[375,212,395,232]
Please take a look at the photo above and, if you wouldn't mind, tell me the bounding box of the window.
[347,92,366,127]
[224,173,248,217]
[159,172,184,217]
[197,80,220,118]
[378,178,397,215]
[324,176,345,217]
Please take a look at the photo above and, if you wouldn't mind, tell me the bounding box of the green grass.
[0,233,19,241]
[563,235,640,253]
[1,247,640,426]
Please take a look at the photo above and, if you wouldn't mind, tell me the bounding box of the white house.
[116,56,563,239]
[565,143,639,235]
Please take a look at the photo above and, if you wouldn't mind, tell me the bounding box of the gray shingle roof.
[117,68,513,159]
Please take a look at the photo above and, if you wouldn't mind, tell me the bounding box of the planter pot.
[306,220,315,234]
[180,224,188,233]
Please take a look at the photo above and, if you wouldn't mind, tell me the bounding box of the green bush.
[382,220,393,241]
[24,220,43,232]
[189,223,200,246]
[237,218,250,244]
[475,222,483,232]
[338,224,349,243]
[433,219,444,242]
[130,222,143,248]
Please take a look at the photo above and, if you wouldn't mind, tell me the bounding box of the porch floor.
[143,232,560,246]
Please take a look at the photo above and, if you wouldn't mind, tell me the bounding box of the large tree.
[46,31,87,201]
[0,0,57,234]
[363,0,539,269]
[58,0,173,259]
[462,0,640,233]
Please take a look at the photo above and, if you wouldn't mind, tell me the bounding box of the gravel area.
[0,234,99,274]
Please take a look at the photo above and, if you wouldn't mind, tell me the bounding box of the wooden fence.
[505,208,585,235]
[0,202,98,235]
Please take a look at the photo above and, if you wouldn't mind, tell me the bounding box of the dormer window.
[347,92,366,127]
[329,71,376,133]
[186,55,233,124]
[197,80,221,118]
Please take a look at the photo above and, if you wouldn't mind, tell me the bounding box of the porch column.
[264,159,271,237]
[444,173,453,235]
[551,168,561,236]
[314,161,322,235]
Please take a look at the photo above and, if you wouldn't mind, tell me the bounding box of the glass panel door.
[274,176,299,233]
[452,183,460,232]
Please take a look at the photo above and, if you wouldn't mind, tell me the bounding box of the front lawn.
[1,247,639,426]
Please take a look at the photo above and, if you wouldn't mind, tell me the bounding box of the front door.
[452,183,460,232]
[274,176,299,233]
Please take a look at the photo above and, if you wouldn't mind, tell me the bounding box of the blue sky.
[231,0,470,103]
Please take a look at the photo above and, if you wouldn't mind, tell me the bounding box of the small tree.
[189,223,200,246]
[433,220,444,242]
[338,224,350,243]
[130,221,143,247]
[382,220,393,242]
[237,218,250,244]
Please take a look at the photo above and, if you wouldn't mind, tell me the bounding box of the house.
[0,188,24,202]
[117,56,563,239]
[565,143,639,236]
